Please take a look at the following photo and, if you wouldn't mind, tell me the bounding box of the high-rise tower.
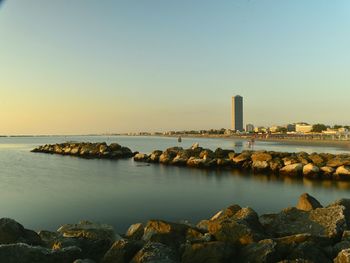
[231,95,243,131]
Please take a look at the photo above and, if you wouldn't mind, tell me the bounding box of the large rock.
[134,153,149,162]
[240,239,280,263]
[334,248,350,263]
[126,223,144,241]
[303,164,320,179]
[252,161,270,172]
[296,193,323,211]
[309,154,326,167]
[57,221,116,242]
[232,152,252,165]
[149,150,163,162]
[327,199,350,228]
[0,243,81,263]
[130,242,179,263]
[182,241,236,263]
[101,239,143,263]
[320,166,335,178]
[327,156,350,168]
[251,152,273,162]
[335,166,350,180]
[142,220,194,247]
[208,206,265,246]
[0,218,42,246]
[260,206,346,239]
[280,163,303,176]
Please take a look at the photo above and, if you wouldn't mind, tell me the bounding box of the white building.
[295,124,313,133]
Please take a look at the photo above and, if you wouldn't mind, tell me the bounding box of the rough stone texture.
[57,221,116,242]
[130,242,179,263]
[303,164,320,178]
[252,161,270,172]
[251,152,273,162]
[280,163,303,176]
[101,239,143,263]
[327,199,350,228]
[208,206,265,246]
[0,218,42,246]
[182,241,236,263]
[240,239,280,263]
[142,220,192,247]
[334,248,350,263]
[134,153,149,162]
[126,223,144,241]
[296,193,323,211]
[335,166,350,180]
[260,206,346,239]
[327,156,350,168]
[0,243,81,263]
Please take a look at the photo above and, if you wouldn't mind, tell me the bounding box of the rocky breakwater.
[3,193,350,262]
[31,142,135,159]
[134,143,350,181]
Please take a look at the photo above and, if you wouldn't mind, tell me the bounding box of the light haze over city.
[0,0,349,135]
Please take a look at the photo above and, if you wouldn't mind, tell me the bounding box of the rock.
[284,241,331,263]
[327,199,350,228]
[134,153,149,162]
[149,150,163,162]
[130,242,179,263]
[303,164,320,178]
[334,248,350,263]
[240,239,280,263]
[142,220,192,247]
[332,241,350,259]
[280,163,303,176]
[186,157,205,168]
[101,239,143,263]
[38,230,60,248]
[207,206,265,246]
[321,166,335,177]
[327,156,350,168]
[252,160,270,172]
[296,193,323,211]
[0,243,81,263]
[260,206,346,239]
[232,152,252,165]
[0,218,42,246]
[335,166,350,180]
[309,154,326,167]
[199,149,215,159]
[269,158,284,172]
[182,241,236,263]
[73,260,95,263]
[57,221,116,242]
[191,143,200,150]
[126,223,144,241]
[251,152,273,162]
[283,156,299,166]
[214,148,233,159]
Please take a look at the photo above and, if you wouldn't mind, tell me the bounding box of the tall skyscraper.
[232,95,243,131]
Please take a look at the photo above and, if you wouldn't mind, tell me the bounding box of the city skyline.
[1,1,350,135]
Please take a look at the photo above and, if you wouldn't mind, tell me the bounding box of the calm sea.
[0,135,350,233]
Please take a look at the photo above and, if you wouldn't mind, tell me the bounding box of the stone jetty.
[2,193,350,262]
[134,144,350,181]
[31,142,135,159]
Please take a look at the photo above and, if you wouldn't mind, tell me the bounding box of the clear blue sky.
[0,0,349,134]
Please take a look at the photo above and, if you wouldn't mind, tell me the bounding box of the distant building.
[231,95,243,132]
[295,124,313,133]
[254,126,268,133]
[286,124,296,132]
[246,124,254,133]
[269,126,280,133]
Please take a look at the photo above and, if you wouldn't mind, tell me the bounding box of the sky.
[0,0,349,135]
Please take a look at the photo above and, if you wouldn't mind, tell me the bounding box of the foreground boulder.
[130,242,179,263]
[260,205,346,239]
[0,218,41,246]
[182,241,236,263]
[207,205,266,246]
[296,193,323,211]
[0,243,81,263]
[101,239,143,263]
